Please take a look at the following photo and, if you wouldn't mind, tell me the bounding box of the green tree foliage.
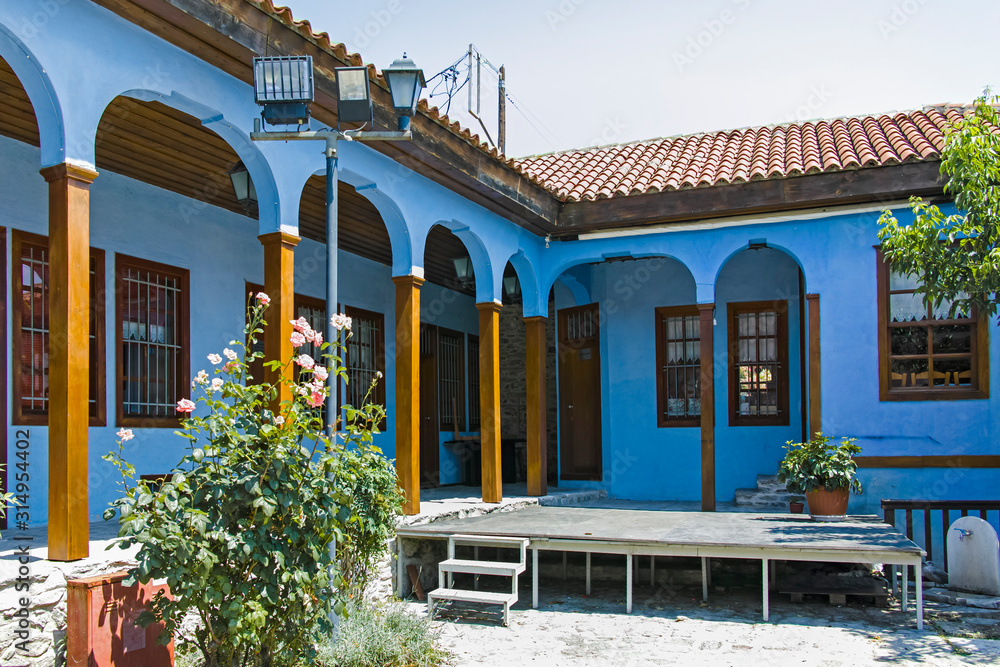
[104,296,400,667]
[878,93,1000,320]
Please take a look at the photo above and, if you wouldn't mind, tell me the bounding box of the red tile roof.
[512,109,963,202]
[247,3,962,206]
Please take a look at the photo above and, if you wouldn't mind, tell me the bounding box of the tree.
[878,93,1000,320]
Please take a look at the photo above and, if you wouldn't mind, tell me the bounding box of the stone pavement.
[418,578,1000,666]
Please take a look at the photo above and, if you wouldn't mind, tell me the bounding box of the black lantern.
[503,274,520,298]
[227,161,257,211]
[383,54,426,130]
[452,256,473,287]
[335,66,373,126]
[253,56,314,126]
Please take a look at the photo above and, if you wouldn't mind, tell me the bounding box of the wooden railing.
[882,499,1000,572]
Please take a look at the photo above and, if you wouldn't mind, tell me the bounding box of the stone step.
[439,558,525,577]
[756,475,788,493]
[734,488,804,507]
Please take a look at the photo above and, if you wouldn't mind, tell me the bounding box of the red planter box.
[66,571,174,667]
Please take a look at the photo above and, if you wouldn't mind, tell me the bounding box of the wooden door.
[419,323,440,488]
[558,304,602,480]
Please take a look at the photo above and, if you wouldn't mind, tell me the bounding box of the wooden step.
[427,587,517,626]
[450,534,530,549]
[439,558,525,577]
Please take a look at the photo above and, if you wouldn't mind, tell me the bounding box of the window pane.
[890,327,929,356]
[891,357,928,383]
[935,357,973,386]
[932,325,972,354]
[933,296,971,320]
[660,312,700,420]
[890,293,926,322]
[889,267,920,291]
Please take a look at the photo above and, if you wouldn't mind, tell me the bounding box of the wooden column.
[477,302,503,504]
[42,162,97,561]
[525,316,547,496]
[807,294,821,437]
[393,275,423,515]
[698,303,716,512]
[259,231,300,411]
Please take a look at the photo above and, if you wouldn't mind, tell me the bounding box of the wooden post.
[698,303,716,512]
[42,162,97,561]
[524,316,547,496]
[807,294,821,437]
[477,302,503,503]
[393,276,423,515]
[259,231,299,412]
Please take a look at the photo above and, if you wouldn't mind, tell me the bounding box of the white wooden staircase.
[427,534,529,626]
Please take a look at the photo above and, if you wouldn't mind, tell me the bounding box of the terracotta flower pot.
[806,487,849,521]
[789,501,804,514]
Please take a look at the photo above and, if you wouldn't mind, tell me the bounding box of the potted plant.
[777,433,862,521]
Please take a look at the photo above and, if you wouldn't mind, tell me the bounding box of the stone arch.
[337,168,414,277]
[501,249,543,317]
[0,24,65,167]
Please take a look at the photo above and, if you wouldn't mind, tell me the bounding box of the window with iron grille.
[655,306,700,427]
[728,300,788,426]
[467,334,480,429]
[437,328,465,431]
[877,252,988,400]
[12,231,106,425]
[344,306,386,424]
[116,255,189,426]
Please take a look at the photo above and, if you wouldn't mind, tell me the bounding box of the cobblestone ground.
[412,579,1000,666]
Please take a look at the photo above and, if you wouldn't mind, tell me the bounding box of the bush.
[317,601,451,667]
[104,295,393,667]
[777,433,862,496]
[336,446,404,600]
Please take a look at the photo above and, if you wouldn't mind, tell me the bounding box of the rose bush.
[104,294,401,667]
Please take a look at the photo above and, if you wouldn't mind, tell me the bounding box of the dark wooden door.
[419,324,440,488]
[558,304,602,480]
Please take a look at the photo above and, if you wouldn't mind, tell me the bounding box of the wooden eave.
[554,161,944,236]
[92,0,560,234]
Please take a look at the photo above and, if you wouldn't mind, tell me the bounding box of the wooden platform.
[396,505,926,628]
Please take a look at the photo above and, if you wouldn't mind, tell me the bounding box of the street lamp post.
[251,54,425,434]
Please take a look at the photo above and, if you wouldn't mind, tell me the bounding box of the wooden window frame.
[437,326,466,431]
[11,230,107,427]
[655,305,701,428]
[727,300,789,427]
[876,250,989,401]
[343,305,387,429]
[115,254,190,428]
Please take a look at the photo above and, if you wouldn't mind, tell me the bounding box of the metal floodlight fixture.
[253,56,314,126]
[452,256,473,285]
[335,66,373,126]
[383,53,426,130]
[503,274,520,298]
[227,161,257,206]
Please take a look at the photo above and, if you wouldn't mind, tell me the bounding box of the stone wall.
[497,298,559,485]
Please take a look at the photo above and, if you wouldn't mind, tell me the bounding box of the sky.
[288,0,1000,158]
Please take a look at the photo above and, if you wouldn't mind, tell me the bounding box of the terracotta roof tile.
[515,109,963,202]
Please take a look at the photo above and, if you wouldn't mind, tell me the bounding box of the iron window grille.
[116,255,189,426]
[12,231,106,426]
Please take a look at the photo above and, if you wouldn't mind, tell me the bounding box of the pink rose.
[207,353,222,365]
[313,366,329,382]
[290,316,310,333]
[290,331,306,348]
[330,313,352,331]
[176,398,196,413]
[223,348,238,361]
[295,354,316,369]
[313,332,323,346]
[306,392,325,408]
[223,361,239,374]
[116,428,134,442]
[256,291,270,305]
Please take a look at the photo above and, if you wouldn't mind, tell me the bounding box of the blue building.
[0,0,995,561]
